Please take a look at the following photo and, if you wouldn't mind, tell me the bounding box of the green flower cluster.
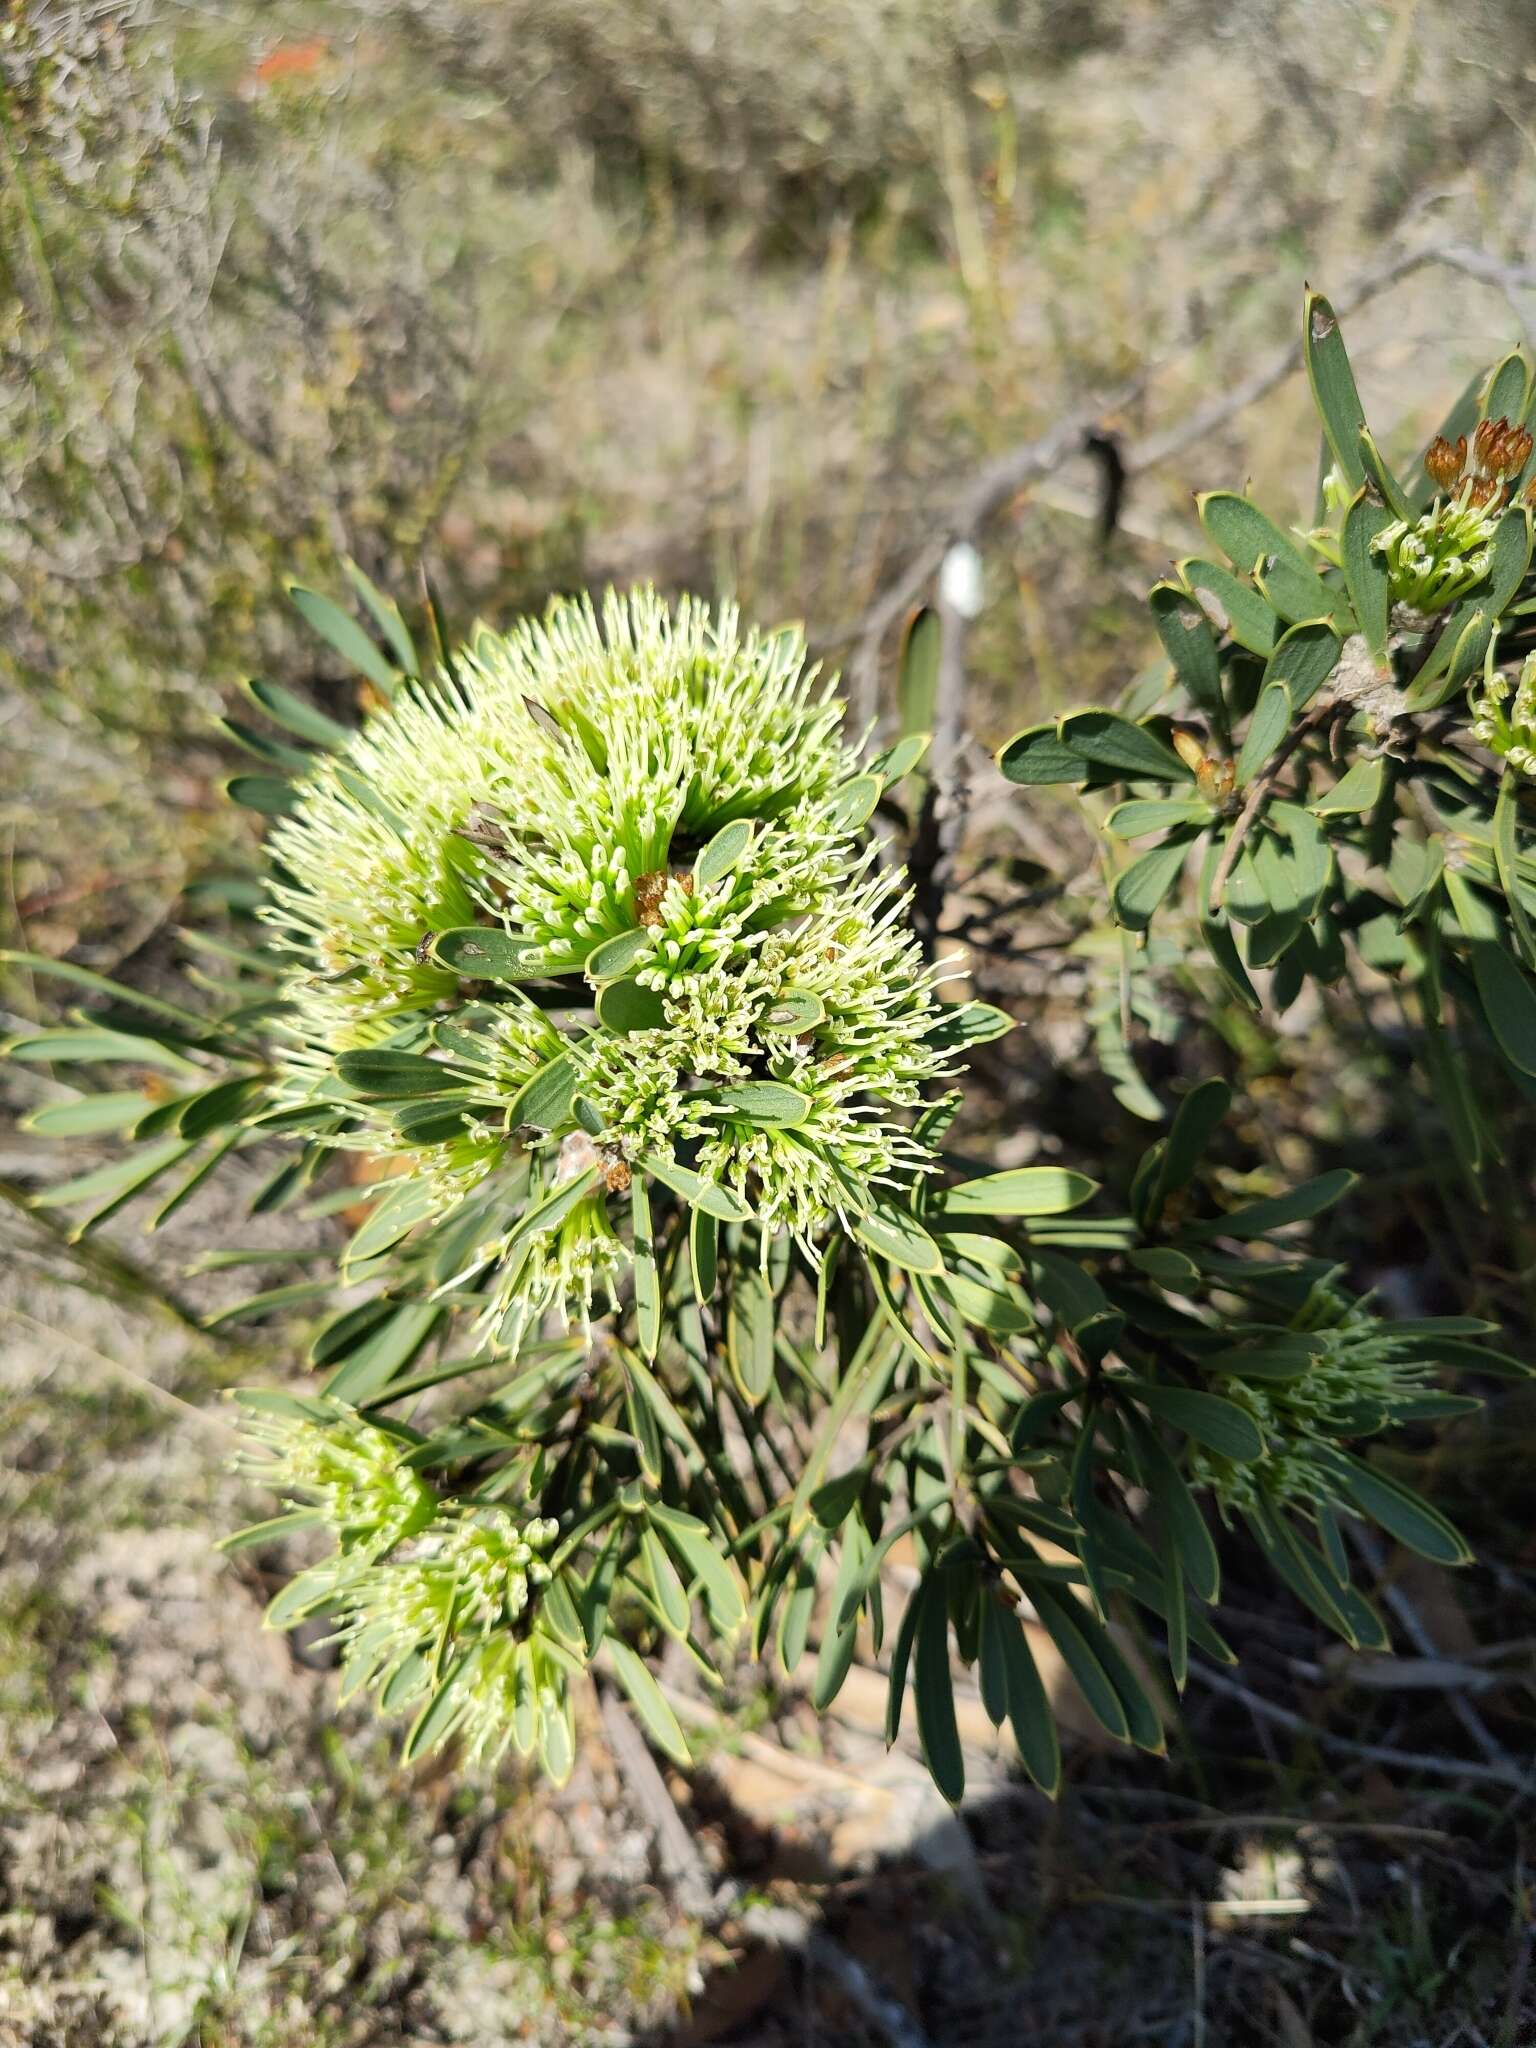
[1469,649,1536,776]
[236,1400,576,1776]
[1190,1297,1446,1516]
[236,1399,439,1557]
[1369,499,1500,615]
[262,590,966,1338]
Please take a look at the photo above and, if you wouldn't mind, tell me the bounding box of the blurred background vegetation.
[8,2,1536,2043]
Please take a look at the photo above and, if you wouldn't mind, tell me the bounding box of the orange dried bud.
[1424,434,1466,493]
[596,1144,631,1195]
[1170,729,1208,775]
[1474,417,1532,481]
[634,868,694,926]
[1465,475,1500,510]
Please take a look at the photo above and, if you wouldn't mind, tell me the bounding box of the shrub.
[9,289,1529,1800]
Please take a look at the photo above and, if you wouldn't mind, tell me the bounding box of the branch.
[1207,700,1336,912]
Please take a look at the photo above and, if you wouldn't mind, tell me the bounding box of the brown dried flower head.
[634,868,694,927]
[1474,416,1533,483]
[1424,434,1466,494]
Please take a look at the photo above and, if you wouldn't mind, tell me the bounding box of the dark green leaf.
[913,1580,964,1803]
[597,979,668,1033]
[1148,585,1223,720]
[1125,1382,1264,1462]
[432,926,549,982]
[1190,1168,1356,1239]
[244,677,353,749]
[1112,834,1195,932]
[1302,291,1367,490]
[288,582,399,694]
[997,723,1089,786]
[585,929,655,982]
[1178,556,1279,656]
[1058,709,1192,783]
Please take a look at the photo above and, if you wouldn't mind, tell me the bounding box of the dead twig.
[737,1903,938,2048]
[1188,1659,1532,1794]
[1345,1523,1516,1776]
[597,1684,715,1920]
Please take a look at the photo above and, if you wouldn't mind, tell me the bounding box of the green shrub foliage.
[9,290,1528,1800]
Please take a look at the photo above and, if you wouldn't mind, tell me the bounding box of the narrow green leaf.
[1235,681,1292,787]
[325,1303,443,1405]
[1262,619,1342,712]
[0,952,208,1031]
[335,1050,458,1100]
[507,1052,577,1132]
[998,1604,1062,1795]
[1471,940,1536,1077]
[1148,585,1223,720]
[651,1506,746,1634]
[641,1527,691,1636]
[1028,1585,1129,1742]
[288,582,399,694]
[244,677,353,748]
[1496,772,1536,971]
[1328,1455,1472,1566]
[1482,348,1530,431]
[1058,709,1192,783]
[941,1167,1097,1218]
[1125,1382,1264,1462]
[692,1204,720,1302]
[1340,486,1393,658]
[1355,426,1411,521]
[1312,756,1384,814]
[851,1201,943,1273]
[1198,494,1339,625]
[727,1268,776,1403]
[913,1580,964,1803]
[225,775,297,816]
[898,606,941,745]
[825,774,882,832]
[30,1136,192,1216]
[996,723,1089,786]
[709,1081,810,1127]
[585,929,655,982]
[643,1155,752,1221]
[631,1173,661,1360]
[603,1642,691,1766]
[343,558,419,676]
[1128,1413,1220,1603]
[21,1091,151,1137]
[1112,834,1196,933]
[1302,291,1367,490]
[761,988,826,1031]
[1105,799,1211,839]
[5,1025,201,1072]
[1178,556,1279,656]
[1190,1167,1356,1239]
